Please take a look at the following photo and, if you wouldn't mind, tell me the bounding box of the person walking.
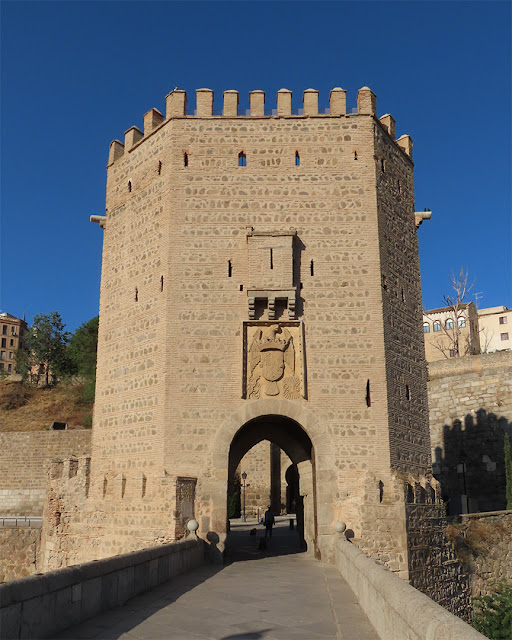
[264,506,275,539]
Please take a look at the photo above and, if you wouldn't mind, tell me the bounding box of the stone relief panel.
[243,321,305,400]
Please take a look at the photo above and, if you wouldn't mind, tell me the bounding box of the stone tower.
[42,86,435,575]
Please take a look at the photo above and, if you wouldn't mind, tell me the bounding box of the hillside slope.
[0,380,93,432]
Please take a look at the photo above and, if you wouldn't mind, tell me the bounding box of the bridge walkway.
[52,517,379,640]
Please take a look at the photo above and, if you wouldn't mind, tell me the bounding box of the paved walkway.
[52,518,378,640]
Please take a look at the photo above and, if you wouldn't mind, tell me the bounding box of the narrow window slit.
[158,161,162,175]
[354,150,358,160]
[128,180,132,192]
[238,151,246,167]
[381,158,386,172]
[239,284,243,292]
[405,385,410,401]
[135,287,138,302]
[270,248,273,269]
[183,152,188,167]
[228,260,232,278]
[310,260,314,276]
[295,151,300,166]
[160,276,164,292]
[366,380,371,407]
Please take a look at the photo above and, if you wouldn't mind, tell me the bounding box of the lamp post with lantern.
[241,471,248,522]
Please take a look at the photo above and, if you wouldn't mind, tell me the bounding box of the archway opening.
[227,414,316,556]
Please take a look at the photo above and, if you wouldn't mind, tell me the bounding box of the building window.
[183,152,188,167]
[11,327,16,335]
[501,333,509,341]
[128,180,132,192]
[423,322,430,333]
[238,151,246,167]
[499,316,508,324]
[7,364,11,372]
[0,363,3,370]
[295,151,300,166]
[446,318,454,330]
[0,352,5,360]
[457,316,466,327]
[10,339,14,346]
[8,352,12,359]
[2,326,6,335]
[433,320,441,332]
[1,338,5,348]
[380,158,386,172]
[449,349,457,358]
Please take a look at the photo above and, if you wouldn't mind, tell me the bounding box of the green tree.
[68,316,99,379]
[505,433,512,511]
[25,312,71,386]
[14,347,30,382]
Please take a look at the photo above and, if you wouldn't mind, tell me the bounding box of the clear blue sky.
[1,1,510,332]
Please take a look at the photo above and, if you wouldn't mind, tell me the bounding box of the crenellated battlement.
[107,85,413,165]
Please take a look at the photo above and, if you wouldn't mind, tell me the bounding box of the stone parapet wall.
[0,430,92,515]
[428,352,512,513]
[335,538,485,640]
[0,538,203,639]
[0,528,41,582]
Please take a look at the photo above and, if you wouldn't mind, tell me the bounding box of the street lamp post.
[241,471,248,522]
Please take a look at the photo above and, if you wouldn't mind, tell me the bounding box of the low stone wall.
[0,528,41,583]
[335,538,485,640]
[0,430,92,516]
[450,510,512,597]
[0,538,203,639]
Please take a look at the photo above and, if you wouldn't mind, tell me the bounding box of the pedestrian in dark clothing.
[264,507,275,538]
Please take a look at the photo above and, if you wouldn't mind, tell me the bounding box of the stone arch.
[207,399,332,559]
[211,398,330,472]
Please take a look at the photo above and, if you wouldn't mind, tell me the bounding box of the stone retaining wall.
[0,538,203,639]
[0,430,92,516]
[428,351,512,514]
[335,538,485,640]
[0,528,41,583]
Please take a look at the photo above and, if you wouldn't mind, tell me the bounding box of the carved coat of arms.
[247,324,301,399]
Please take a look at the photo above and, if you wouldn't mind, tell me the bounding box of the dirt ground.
[0,379,93,431]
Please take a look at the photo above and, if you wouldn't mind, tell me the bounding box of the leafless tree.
[424,268,478,359]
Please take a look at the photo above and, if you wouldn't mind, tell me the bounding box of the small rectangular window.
[499,316,507,324]
[1,339,5,348]
[501,333,509,341]
[0,363,3,370]
[11,327,16,335]
[10,339,14,346]
[449,349,457,358]
[8,352,12,359]
[2,326,6,335]
[0,352,5,360]
[7,364,11,372]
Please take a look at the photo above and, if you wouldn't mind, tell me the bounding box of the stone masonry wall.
[0,431,91,515]
[236,442,292,517]
[375,121,431,476]
[428,352,512,513]
[0,528,41,582]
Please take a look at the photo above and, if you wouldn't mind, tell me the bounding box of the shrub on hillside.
[473,581,512,639]
[4,383,32,410]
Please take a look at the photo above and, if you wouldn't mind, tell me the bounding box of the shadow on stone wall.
[433,409,512,515]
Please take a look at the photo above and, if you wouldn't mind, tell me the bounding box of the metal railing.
[0,516,43,528]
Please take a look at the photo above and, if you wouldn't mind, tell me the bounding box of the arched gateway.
[41,85,436,582]
[209,399,327,557]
